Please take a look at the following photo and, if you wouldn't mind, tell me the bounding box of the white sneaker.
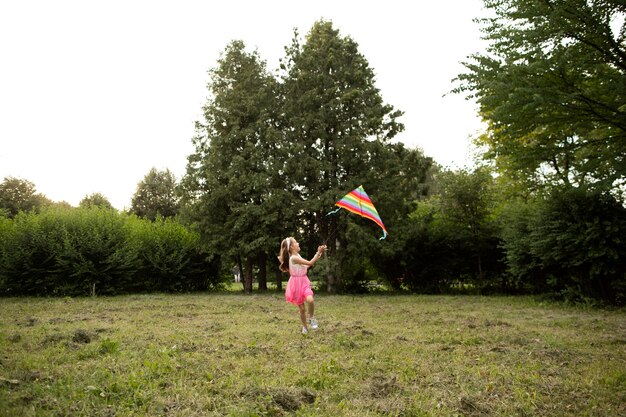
[301,326,308,335]
[310,318,318,330]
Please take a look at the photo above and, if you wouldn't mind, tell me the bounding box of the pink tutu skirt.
[285,275,314,305]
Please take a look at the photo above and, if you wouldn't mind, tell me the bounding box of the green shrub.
[0,209,67,295]
[0,208,221,295]
[0,213,14,290]
[133,217,221,292]
[533,188,626,305]
[499,188,626,305]
[54,207,140,296]
[498,200,548,294]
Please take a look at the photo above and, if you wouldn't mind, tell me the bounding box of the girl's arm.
[291,248,324,267]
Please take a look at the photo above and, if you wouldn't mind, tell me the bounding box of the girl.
[278,237,326,334]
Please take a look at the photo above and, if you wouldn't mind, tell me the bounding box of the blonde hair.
[277,237,293,272]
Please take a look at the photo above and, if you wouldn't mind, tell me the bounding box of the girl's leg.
[298,303,307,328]
[305,295,315,319]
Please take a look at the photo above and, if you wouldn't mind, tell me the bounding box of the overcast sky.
[0,0,488,209]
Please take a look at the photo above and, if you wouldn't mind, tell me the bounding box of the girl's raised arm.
[291,246,326,267]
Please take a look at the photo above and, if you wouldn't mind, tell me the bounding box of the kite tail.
[379,230,387,240]
[326,207,342,216]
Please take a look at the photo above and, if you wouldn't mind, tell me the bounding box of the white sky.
[0,0,487,210]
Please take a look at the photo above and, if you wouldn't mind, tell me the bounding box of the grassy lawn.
[0,293,625,416]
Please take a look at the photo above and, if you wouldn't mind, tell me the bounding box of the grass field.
[1,292,625,416]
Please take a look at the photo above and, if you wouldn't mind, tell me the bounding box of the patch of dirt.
[241,386,316,412]
[19,317,37,327]
[370,374,401,398]
[458,395,490,416]
[272,388,316,411]
[484,319,512,327]
[488,345,507,353]
[41,333,66,345]
[72,329,92,344]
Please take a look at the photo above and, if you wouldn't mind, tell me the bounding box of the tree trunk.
[326,237,340,293]
[275,264,283,292]
[243,256,254,294]
[258,252,267,291]
[477,254,484,293]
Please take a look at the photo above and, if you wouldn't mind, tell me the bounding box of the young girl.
[278,237,327,334]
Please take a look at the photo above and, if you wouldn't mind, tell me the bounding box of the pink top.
[289,255,308,276]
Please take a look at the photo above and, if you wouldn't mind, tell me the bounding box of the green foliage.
[532,187,626,304]
[279,20,418,291]
[0,176,49,217]
[497,199,548,293]
[0,209,67,294]
[79,193,114,210]
[0,214,9,288]
[456,0,626,191]
[180,20,434,294]
[130,167,180,221]
[54,207,140,296]
[389,168,504,294]
[445,1,626,304]
[181,40,282,293]
[436,167,503,288]
[398,198,470,293]
[499,187,626,304]
[133,217,221,292]
[0,208,220,295]
[325,145,435,292]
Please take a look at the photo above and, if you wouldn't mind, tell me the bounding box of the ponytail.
[277,237,292,272]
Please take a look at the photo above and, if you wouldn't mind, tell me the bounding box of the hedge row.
[0,208,222,296]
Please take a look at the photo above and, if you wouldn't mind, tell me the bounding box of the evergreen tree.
[280,20,404,292]
[181,40,282,293]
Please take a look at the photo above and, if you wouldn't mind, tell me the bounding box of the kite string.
[323,222,340,246]
[323,209,341,247]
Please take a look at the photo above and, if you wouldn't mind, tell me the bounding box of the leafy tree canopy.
[130,167,179,221]
[456,0,626,192]
[79,193,114,210]
[0,176,49,217]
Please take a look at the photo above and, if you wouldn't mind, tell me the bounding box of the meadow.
[0,292,625,416]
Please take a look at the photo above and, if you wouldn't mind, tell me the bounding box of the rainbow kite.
[328,185,388,240]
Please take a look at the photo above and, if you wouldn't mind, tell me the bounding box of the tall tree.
[456,0,626,191]
[130,168,179,221]
[181,40,283,293]
[280,20,404,292]
[0,177,49,217]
